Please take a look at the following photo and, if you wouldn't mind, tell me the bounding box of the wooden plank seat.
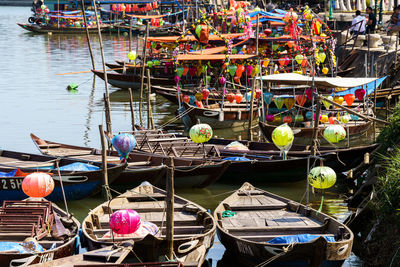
[96,233,205,242]
[92,225,205,236]
[238,234,335,242]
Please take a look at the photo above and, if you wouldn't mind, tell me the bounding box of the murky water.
[0,6,363,266]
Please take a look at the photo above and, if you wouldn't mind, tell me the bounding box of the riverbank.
[0,0,30,6]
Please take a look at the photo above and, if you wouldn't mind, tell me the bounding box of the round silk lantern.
[295,54,303,64]
[147,61,154,68]
[295,114,304,122]
[183,95,190,103]
[340,114,351,124]
[219,76,226,85]
[318,52,326,63]
[263,92,273,105]
[112,133,137,160]
[236,65,245,78]
[305,88,313,101]
[333,96,344,106]
[322,96,333,109]
[274,97,285,109]
[328,116,337,124]
[344,94,355,106]
[322,67,329,75]
[22,173,54,198]
[246,65,253,76]
[296,95,307,107]
[283,116,292,123]
[272,123,294,159]
[226,93,235,103]
[202,89,210,100]
[189,123,213,143]
[266,114,274,122]
[306,111,313,120]
[323,125,346,143]
[195,92,203,101]
[109,209,141,235]
[283,98,295,110]
[355,89,365,101]
[128,51,137,61]
[308,166,336,189]
[235,93,243,104]
[174,76,180,84]
[228,65,237,77]
[320,114,328,123]
[273,116,282,123]
[153,60,160,66]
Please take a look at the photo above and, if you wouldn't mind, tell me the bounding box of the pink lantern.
[219,76,226,85]
[266,114,274,122]
[202,89,210,100]
[174,76,180,83]
[109,209,141,235]
[189,67,197,77]
[355,89,365,101]
[305,88,313,101]
[246,65,253,76]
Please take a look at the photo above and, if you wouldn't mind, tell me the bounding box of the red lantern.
[344,94,355,106]
[125,5,131,12]
[146,3,152,11]
[264,29,272,36]
[305,88,313,101]
[152,1,158,9]
[235,93,243,104]
[227,93,235,103]
[283,116,293,123]
[182,66,189,76]
[296,95,307,106]
[202,89,210,100]
[236,65,245,78]
[112,4,117,11]
[233,76,241,83]
[287,41,295,48]
[195,100,204,108]
[328,117,336,124]
[117,4,122,11]
[255,89,262,99]
[183,95,190,103]
[355,89,365,101]
[132,5,139,11]
[22,172,54,198]
[199,23,210,44]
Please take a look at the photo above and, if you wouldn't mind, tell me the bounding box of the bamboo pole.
[99,124,111,201]
[128,88,135,132]
[247,14,259,141]
[129,17,133,60]
[93,0,112,134]
[147,69,155,129]
[81,0,95,70]
[139,22,150,127]
[320,95,389,125]
[166,157,175,260]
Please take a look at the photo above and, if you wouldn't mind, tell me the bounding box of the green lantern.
[189,123,213,143]
[128,51,137,61]
[322,95,333,109]
[272,123,294,159]
[274,97,285,109]
[176,66,184,77]
[195,25,202,38]
[228,65,237,77]
[153,59,160,66]
[308,166,336,189]
[147,61,154,68]
[323,125,346,143]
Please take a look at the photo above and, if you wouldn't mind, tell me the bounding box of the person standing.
[366,7,377,33]
[350,10,367,35]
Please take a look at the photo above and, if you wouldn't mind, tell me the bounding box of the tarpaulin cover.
[0,169,17,177]
[222,157,251,161]
[335,76,387,96]
[268,234,335,244]
[0,242,44,253]
[58,162,100,171]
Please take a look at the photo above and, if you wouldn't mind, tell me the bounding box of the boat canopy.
[177,54,256,61]
[257,73,380,90]
[146,33,246,43]
[189,39,248,55]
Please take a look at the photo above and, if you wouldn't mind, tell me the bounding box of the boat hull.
[17,23,107,34]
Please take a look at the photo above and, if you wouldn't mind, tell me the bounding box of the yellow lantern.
[272,123,294,160]
[308,166,336,189]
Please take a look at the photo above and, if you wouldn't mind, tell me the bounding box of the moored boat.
[17,23,108,34]
[82,182,216,266]
[214,183,354,266]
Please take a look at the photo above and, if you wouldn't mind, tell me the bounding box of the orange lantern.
[111,4,117,11]
[227,93,235,103]
[236,65,245,78]
[183,95,190,103]
[296,95,307,106]
[195,100,204,108]
[22,172,54,198]
[333,96,344,105]
[328,117,336,124]
[283,116,292,123]
[235,93,243,104]
[344,94,355,106]
[182,66,189,76]
[301,59,308,67]
[287,41,295,48]
[199,23,210,44]
[152,1,158,9]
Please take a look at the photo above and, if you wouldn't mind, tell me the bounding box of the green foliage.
[377,103,400,153]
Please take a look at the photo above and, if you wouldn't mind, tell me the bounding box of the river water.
[0,6,363,266]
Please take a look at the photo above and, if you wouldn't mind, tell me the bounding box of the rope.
[158,106,195,129]
[254,243,295,267]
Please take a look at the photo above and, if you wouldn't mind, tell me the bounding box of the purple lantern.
[112,133,136,160]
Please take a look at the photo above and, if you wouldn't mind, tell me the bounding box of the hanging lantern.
[283,97,295,110]
[272,123,294,159]
[189,123,213,143]
[266,114,275,122]
[109,209,141,235]
[195,92,203,101]
[219,76,227,85]
[296,95,307,107]
[355,88,366,101]
[182,66,189,76]
[255,89,262,99]
[287,41,295,48]
[350,114,359,121]
[236,65,245,78]
[227,93,235,103]
[128,51,137,61]
[263,59,270,67]
[195,25,202,37]
[174,76,181,84]
[328,117,336,124]
[322,67,329,75]
[278,57,286,67]
[306,111,313,120]
[323,125,346,143]
[228,65,237,77]
[318,52,327,63]
[112,133,137,160]
[320,114,328,123]
[189,66,197,77]
[202,89,210,100]
[22,173,54,198]
[308,166,336,189]
[305,88,313,101]
[274,97,285,109]
[245,92,255,102]
[295,54,304,65]
[344,94,355,106]
[176,66,184,77]
[153,60,160,66]
[246,65,253,76]
[295,114,304,122]
[340,114,351,124]
[235,93,243,104]
[263,92,273,105]
[283,116,293,123]
[195,100,204,108]
[322,96,333,109]
[147,61,154,68]
[272,44,279,51]
[333,96,344,106]
[264,28,272,36]
[183,95,190,103]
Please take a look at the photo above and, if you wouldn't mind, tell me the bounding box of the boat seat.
[227,204,287,211]
[38,144,61,149]
[96,233,205,242]
[127,161,151,167]
[226,225,324,233]
[92,225,205,236]
[237,233,335,242]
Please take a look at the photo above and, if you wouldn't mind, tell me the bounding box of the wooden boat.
[29,245,185,266]
[214,183,354,266]
[31,134,230,188]
[91,70,175,89]
[259,120,372,145]
[0,149,125,202]
[1,199,80,266]
[17,23,108,34]
[82,182,216,266]
[181,102,261,129]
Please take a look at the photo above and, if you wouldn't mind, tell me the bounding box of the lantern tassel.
[317,195,324,215]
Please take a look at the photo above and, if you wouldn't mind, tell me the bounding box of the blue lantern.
[263,92,274,105]
[112,133,136,160]
[306,111,313,120]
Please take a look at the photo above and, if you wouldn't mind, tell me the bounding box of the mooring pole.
[166,157,175,260]
[147,69,155,129]
[128,88,135,132]
[99,124,111,201]
[93,0,112,134]
[81,0,95,69]
[139,21,150,127]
